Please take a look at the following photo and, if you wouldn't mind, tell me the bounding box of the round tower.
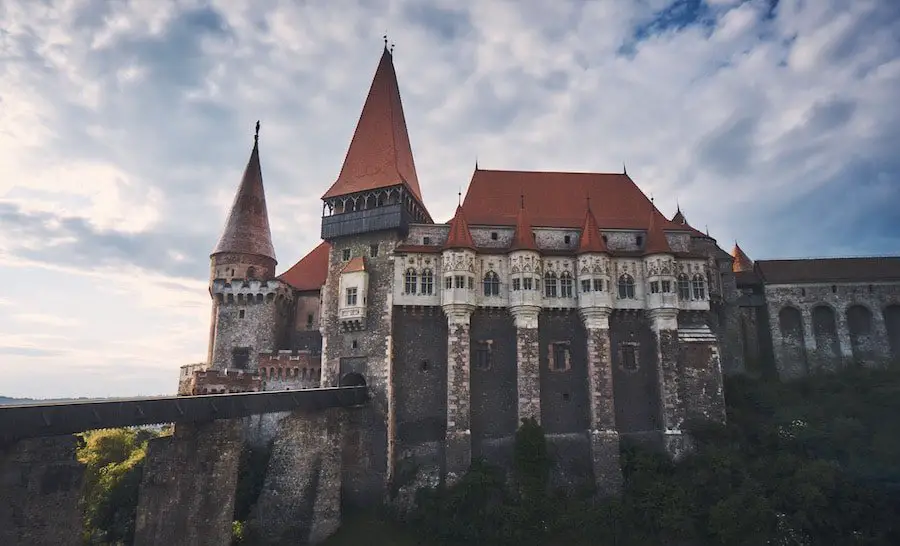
[507,199,542,325]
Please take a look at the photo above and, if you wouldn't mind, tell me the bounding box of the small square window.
[370,244,379,257]
[491,232,498,240]
[564,235,571,244]
[423,236,432,245]
[636,235,643,247]
[238,309,245,319]
[342,248,351,261]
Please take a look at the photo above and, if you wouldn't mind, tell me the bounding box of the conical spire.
[643,206,672,255]
[509,195,538,252]
[672,205,687,225]
[577,200,607,254]
[211,123,276,262]
[731,242,753,273]
[444,205,475,250]
[322,46,423,203]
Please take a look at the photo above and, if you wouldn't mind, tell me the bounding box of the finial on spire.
[623,163,627,175]
[458,189,462,206]
[390,42,395,54]
[254,120,260,143]
[650,193,655,204]
[706,225,710,236]
[383,34,388,49]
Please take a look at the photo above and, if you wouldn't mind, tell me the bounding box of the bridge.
[0,386,369,444]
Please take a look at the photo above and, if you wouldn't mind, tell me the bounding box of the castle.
[184,46,900,504]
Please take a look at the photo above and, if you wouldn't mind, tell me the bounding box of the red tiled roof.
[577,204,608,254]
[341,256,366,273]
[322,48,424,204]
[756,257,900,284]
[212,132,276,261]
[644,207,672,255]
[731,243,753,273]
[444,205,475,250]
[278,242,330,291]
[461,169,685,230]
[671,207,687,225]
[510,198,538,252]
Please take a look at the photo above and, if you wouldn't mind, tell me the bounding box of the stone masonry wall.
[134,420,243,546]
[765,282,900,380]
[0,435,84,546]
[679,342,726,424]
[321,232,397,507]
[251,409,344,545]
[538,310,590,434]
[445,315,472,484]
[584,322,624,495]
[609,311,662,436]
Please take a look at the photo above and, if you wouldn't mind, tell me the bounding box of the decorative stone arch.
[884,304,900,363]
[809,304,841,372]
[483,270,500,297]
[617,273,635,299]
[846,304,874,365]
[778,305,808,376]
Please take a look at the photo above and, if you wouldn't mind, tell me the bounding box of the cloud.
[0,0,898,397]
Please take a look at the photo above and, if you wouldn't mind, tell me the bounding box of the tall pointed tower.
[318,45,429,507]
[207,123,291,372]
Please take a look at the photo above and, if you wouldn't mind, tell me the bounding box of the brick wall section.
[134,420,243,546]
[251,409,343,545]
[321,232,396,506]
[0,435,84,546]
[445,316,472,483]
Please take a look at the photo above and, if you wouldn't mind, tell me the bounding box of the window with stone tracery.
[617,274,636,299]
[677,274,691,301]
[593,278,603,292]
[523,277,533,290]
[560,272,573,297]
[581,279,591,293]
[483,271,500,296]
[444,276,452,289]
[454,275,465,289]
[692,274,706,300]
[544,271,558,297]
[404,268,417,294]
[513,278,521,291]
[421,269,434,295]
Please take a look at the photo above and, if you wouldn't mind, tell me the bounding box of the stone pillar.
[445,307,472,483]
[134,420,243,546]
[511,308,541,424]
[648,309,688,458]
[0,435,84,546]
[581,308,623,495]
[251,409,344,545]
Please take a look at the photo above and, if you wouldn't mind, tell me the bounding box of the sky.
[1,0,899,399]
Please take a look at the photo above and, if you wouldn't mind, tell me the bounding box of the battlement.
[258,351,322,385]
[211,278,293,305]
[183,369,262,395]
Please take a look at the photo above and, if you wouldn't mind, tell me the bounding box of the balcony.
[321,204,411,240]
[339,305,366,330]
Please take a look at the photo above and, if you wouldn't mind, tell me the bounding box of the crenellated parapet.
[257,351,322,388]
[211,278,294,307]
[188,369,262,395]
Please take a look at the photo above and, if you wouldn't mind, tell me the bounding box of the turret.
[507,197,541,327]
[441,205,477,316]
[731,242,753,273]
[642,208,678,316]
[319,46,432,240]
[576,201,612,324]
[206,123,291,371]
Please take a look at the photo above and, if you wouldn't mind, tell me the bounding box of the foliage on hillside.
[326,366,900,546]
[77,427,168,545]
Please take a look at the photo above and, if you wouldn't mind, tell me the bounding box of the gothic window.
[513,278,521,291]
[545,271,558,298]
[581,279,591,293]
[560,272,573,297]
[619,343,638,372]
[421,269,434,295]
[454,275,465,289]
[404,268,417,294]
[445,276,452,289]
[650,281,660,294]
[692,274,706,300]
[483,271,500,297]
[523,277,533,290]
[345,287,358,306]
[661,280,672,293]
[677,274,691,301]
[232,347,250,370]
[617,274,636,299]
[342,248,351,261]
[593,278,603,292]
[467,276,474,290]
[549,342,570,371]
[474,340,493,370]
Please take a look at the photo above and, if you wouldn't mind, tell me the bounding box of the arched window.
[560,272,573,298]
[617,274,635,299]
[691,274,705,300]
[404,268,417,295]
[420,268,434,295]
[483,271,500,297]
[246,266,256,278]
[544,271,558,297]
[677,274,691,301]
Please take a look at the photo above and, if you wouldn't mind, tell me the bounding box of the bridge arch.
[339,372,366,388]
